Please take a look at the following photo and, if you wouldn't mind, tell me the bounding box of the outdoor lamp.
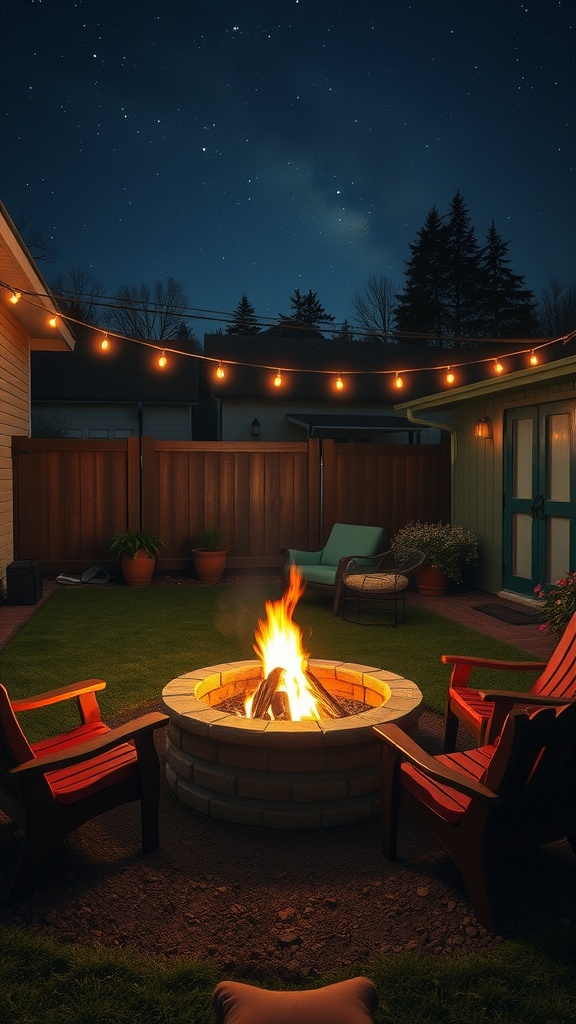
[474,417,492,440]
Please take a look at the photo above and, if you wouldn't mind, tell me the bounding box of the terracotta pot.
[192,548,228,584]
[415,564,448,596]
[120,551,156,587]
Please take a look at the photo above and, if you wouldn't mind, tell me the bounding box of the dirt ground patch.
[1,709,573,979]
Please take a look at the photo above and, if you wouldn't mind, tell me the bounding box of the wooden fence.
[12,436,450,572]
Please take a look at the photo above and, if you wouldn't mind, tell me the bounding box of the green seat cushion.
[300,565,339,585]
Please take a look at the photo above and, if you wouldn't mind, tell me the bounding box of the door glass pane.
[547,516,570,585]
[546,413,570,501]
[513,419,533,499]
[512,513,532,578]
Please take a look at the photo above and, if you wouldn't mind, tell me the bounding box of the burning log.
[251,667,285,719]
[303,665,349,718]
[270,691,292,721]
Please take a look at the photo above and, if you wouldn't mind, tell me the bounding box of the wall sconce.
[474,416,492,440]
[251,417,260,438]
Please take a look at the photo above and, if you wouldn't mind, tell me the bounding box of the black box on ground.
[6,560,43,605]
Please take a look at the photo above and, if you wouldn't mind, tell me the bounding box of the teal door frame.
[503,401,576,596]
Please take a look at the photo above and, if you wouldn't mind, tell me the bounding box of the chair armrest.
[280,547,323,565]
[442,654,546,689]
[479,689,573,705]
[480,690,574,743]
[11,679,107,712]
[372,723,499,802]
[442,655,546,672]
[11,712,169,776]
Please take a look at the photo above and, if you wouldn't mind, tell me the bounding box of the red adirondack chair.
[0,678,168,902]
[373,700,576,932]
[442,610,576,751]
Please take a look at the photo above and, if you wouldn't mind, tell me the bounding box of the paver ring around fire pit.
[162,660,422,829]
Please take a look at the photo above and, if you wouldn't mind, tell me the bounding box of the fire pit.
[162,661,422,829]
[161,568,422,828]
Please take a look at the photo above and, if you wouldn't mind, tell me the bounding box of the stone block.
[194,764,236,796]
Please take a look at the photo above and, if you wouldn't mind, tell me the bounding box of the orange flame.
[249,565,319,720]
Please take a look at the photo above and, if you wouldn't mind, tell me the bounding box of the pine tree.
[478,223,538,337]
[281,289,335,329]
[395,207,450,344]
[443,191,483,342]
[226,294,261,334]
[331,319,355,342]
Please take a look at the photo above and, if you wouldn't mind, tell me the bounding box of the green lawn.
[0,583,544,739]
[0,583,573,1024]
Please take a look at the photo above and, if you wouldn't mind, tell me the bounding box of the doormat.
[473,603,542,626]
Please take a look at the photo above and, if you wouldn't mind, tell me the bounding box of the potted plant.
[191,528,228,584]
[109,531,164,587]
[391,521,478,595]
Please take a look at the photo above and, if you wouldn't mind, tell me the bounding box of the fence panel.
[142,440,321,569]
[12,437,449,571]
[12,436,140,570]
[321,440,451,547]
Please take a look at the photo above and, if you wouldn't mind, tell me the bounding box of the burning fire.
[247,564,321,720]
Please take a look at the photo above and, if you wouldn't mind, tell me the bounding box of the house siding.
[0,307,29,595]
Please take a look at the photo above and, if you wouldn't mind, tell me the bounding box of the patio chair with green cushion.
[281,522,385,613]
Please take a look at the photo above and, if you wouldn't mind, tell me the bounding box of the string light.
[0,280,574,388]
[273,369,283,387]
[100,333,110,351]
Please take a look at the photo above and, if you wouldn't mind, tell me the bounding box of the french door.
[503,401,576,596]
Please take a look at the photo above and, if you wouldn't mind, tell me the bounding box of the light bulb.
[335,374,344,391]
[48,314,58,328]
[100,334,110,351]
[9,290,21,304]
[394,372,404,389]
[273,369,283,387]
[494,359,504,374]
[529,350,539,366]
[215,361,225,379]
[158,351,167,368]
[445,367,455,385]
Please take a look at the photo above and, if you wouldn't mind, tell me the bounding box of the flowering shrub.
[534,573,576,640]
[391,521,478,584]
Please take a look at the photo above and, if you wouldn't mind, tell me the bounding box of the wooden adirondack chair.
[442,610,576,752]
[0,678,169,902]
[373,700,576,932]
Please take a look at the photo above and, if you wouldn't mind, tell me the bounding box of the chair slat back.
[0,683,35,769]
[483,703,576,828]
[532,611,576,699]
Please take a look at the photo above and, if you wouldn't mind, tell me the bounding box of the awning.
[286,413,424,436]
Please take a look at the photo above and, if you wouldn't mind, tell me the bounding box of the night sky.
[2,0,574,337]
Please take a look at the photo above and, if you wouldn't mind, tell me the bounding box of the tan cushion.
[212,976,378,1024]
[345,572,409,593]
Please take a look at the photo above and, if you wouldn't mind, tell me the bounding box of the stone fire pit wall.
[161,660,422,829]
